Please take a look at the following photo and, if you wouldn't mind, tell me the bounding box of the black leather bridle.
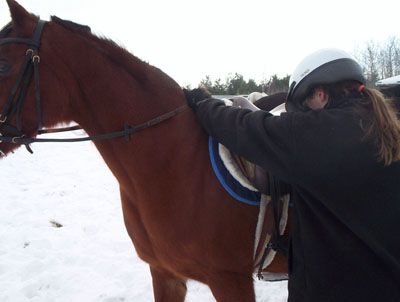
[0,19,187,154]
[0,20,46,153]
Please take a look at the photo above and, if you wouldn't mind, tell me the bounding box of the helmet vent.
[300,69,310,78]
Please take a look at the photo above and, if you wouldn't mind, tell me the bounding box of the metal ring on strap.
[26,49,34,56]
[12,135,25,144]
[32,55,40,63]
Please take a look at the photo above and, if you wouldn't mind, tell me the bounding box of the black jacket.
[195,99,400,302]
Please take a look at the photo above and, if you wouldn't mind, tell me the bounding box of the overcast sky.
[0,0,399,87]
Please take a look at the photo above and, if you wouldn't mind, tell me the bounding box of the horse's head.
[0,0,73,157]
[1,1,188,158]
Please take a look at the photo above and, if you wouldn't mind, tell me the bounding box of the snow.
[0,131,287,301]
[376,75,400,87]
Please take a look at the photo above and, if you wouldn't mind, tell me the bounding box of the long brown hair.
[360,87,400,166]
[318,81,400,165]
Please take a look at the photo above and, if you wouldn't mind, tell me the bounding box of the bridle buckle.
[12,134,25,144]
[32,55,40,63]
[26,48,34,56]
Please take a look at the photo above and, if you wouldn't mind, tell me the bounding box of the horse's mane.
[50,17,91,34]
[50,16,156,84]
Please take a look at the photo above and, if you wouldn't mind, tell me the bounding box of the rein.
[0,105,188,144]
[0,19,188,152]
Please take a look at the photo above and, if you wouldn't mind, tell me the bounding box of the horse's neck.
[52,33,200,189]
[67,55,182,133]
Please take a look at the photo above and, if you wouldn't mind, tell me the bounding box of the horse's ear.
[6,0,36,34]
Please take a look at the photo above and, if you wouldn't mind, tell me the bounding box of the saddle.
[211,96,290,280]
[230,97,269,194]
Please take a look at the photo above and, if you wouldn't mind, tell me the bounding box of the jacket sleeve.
[195,99,297,183]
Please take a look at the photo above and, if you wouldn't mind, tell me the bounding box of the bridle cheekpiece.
[0,19,46,153]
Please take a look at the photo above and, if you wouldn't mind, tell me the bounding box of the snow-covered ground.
[0,131,287,301]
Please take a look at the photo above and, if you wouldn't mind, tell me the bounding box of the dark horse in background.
[0,1,287,301]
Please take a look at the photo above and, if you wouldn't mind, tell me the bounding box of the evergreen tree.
[226,73,248,95]
[262,74,290,94]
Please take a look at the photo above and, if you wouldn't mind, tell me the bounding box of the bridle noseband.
[0,19,187,154]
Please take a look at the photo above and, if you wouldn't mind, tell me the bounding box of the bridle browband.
[0,19,188,154]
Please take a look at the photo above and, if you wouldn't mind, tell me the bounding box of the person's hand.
[183,87,212,110]
[231,96,260,111]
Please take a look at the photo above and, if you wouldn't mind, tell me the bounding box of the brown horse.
[0,1,286,301]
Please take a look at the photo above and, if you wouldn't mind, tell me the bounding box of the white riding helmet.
[286,48,365,112]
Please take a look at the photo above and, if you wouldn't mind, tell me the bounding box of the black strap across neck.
[0,105,188,145]
[0,19,188,154]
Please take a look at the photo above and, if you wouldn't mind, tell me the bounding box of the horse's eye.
[0,59,10,75]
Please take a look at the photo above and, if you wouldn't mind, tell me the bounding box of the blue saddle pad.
[208,136,261,206]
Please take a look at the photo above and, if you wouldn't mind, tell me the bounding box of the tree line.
[199,73,290,96]
[194,36,399,95]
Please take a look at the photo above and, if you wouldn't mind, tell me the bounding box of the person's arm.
[195,98,296,183]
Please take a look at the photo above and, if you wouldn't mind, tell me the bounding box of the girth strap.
[257,173,290,279]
